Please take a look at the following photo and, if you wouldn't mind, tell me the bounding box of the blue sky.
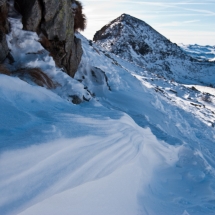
[81,0,215,45]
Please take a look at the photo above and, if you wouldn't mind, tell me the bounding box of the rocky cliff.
[0,0,9,63]
[13,0,83,77]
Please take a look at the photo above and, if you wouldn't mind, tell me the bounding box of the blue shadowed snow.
[0,76,123,151]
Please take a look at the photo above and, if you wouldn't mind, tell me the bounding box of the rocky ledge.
[1,0,84,77]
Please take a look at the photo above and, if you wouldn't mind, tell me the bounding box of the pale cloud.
[184,8,215,16]
[158,20,200,27]
[184,19,200,23]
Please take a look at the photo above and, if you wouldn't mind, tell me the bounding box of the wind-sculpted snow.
[76,34,215,214]
[0,74,179,215]
[1,18,215,215]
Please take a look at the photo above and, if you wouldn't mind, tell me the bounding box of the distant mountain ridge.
[179,44,215,62]
[93,14,215,85]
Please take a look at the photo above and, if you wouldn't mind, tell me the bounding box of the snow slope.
[1,13,215,215]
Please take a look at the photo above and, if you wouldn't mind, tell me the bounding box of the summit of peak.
[120,13,130,18]
[93,14,150,42]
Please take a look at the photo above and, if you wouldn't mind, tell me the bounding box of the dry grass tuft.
[73,0,86,32]
[14,68,57,89]
[0,64,10,76]
[39,35,51,49]
[39,35,65,68]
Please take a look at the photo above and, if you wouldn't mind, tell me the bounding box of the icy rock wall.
[14,0,83,77]
[0,0,9,62]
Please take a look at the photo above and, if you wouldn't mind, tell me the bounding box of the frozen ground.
[1,14,215,215]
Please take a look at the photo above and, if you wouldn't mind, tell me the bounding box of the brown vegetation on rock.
[0,2,8,33]
[0,1,9,63]
[0,11,7,32]
[39,35,51,50]
[0,64,10,76]
[73,0,86,32]
[39,35,67,69]
[0,64,59,89]
[14,68,57,89]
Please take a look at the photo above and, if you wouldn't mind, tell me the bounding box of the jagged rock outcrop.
[14,0,42,32]
[0,0,9,63]
[14,0,83,77]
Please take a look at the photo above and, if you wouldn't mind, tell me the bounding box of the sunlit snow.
[1,11,215,215]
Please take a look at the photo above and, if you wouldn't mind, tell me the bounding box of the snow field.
[1,11,215,215]
[0,73,180,215]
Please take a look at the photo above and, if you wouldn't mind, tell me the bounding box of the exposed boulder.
[0,0,9,63]
[70,36,83,77]
[14,0,42,32]
[0,31,9,62]
[14,0,83,77]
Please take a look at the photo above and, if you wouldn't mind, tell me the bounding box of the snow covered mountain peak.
[93,13,187,60]
[93,13,172,54]
[94,14,215,85]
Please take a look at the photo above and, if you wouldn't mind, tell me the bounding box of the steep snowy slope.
[94,14,215,85]
[179,44,215,62]
[1,14,215,215]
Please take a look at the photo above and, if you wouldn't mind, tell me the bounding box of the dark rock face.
[70,36,83,77]
[0,0,9,63]
[129,41,152,56]
[94,27,112,42]
[14,0,83,77]
[0,30,9,62]
[14,0,42,32]
[41,0,73,41]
